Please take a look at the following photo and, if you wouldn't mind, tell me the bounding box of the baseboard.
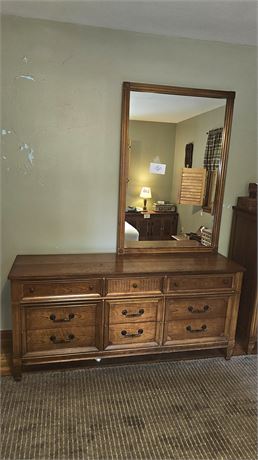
[0,330,12,376]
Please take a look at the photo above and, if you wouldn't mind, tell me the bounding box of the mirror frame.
[117,81,235,255]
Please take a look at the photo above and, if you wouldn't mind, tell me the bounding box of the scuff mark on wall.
[62,55,73,65]
[1,129,12,135]
[22,56,29,64]
[15,75,35,81]
[2,126,36,171]
[20,143,35,164]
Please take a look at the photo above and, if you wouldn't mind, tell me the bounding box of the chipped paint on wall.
[2,127,36,169]
[20,143,35,164]
[1,128,12,135]
[62,55,73,65]
[15,75,35,81]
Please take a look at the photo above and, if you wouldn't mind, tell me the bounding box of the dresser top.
[8,253,244,280]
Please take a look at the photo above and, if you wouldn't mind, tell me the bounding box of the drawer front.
[25,303,99,330]
[106,277,162,296]
[26,326,99,353]
[164,317,226,344]
[23,279,103,298]
[166,275,233,292]
[106,298,163,324]
[105,321,161,349]
[166,297,228,321]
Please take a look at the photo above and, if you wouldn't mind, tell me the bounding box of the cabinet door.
[163,215,178,238]
[138,219,149,240]
[151,214,178,240]
[150,216,162,240]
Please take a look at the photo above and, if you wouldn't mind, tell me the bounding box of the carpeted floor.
[0,356,257,460]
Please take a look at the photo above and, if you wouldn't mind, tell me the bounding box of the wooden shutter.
[178,168,206,205]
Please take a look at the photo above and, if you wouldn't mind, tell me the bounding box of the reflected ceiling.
[130,92,226,123]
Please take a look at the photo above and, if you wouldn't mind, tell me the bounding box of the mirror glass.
[125,91,226,247]
[125,91,226,248]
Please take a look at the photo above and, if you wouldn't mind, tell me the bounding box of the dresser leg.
[247,339,256,354]
[13,358,22,381]
[225,343,234,360]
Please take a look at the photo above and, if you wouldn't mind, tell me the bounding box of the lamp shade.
[140,186,152,199]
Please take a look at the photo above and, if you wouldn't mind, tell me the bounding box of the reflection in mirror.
[118,82,235,254]
[125,91,226,248]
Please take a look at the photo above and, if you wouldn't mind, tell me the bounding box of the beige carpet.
[1,356,257,459]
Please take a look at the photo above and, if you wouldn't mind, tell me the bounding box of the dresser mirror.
[117,82,235,254]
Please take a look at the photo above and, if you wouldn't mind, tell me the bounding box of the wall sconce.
[140,186,152,211]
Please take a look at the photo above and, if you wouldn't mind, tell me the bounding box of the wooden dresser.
[229,185,257,353]
[125,211,178,240]
[8,253,244,380]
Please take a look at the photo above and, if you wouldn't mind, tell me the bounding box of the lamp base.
[143,199,147,211]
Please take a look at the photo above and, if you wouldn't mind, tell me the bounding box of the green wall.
[128,121,176,209]
[172,106,226,233]
[1,15,257,329]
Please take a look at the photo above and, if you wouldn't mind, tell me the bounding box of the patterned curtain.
[203,128,223,171]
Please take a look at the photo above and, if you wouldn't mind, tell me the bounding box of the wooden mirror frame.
[117,82,235,255]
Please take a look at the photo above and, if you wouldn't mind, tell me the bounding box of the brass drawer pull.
[121,329,143,338]
[49,313,75,323]
[186,324,207,333]
[50,334,75,344]
[132,283,138,289]
[122,308,144,317]
[173,282,179,288]
[29,287,35,293]
[188,305,209,314]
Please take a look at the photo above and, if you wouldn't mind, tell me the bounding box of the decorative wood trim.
[117,81,235,255]
[127,82,235,99]
[212,92,235,251]
[117,82,130,254]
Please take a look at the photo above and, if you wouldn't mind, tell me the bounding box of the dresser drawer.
[23,279,103,298]
[165,297,228,321]
[106,277,162,296]
[25,326,100,353]
[104,321,161,349]
[163,317,226,344]
[106,298,163,324]
[24,303,100,330]
[166,275,233,292]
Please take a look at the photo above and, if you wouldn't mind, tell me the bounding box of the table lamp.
[140,186,152,211]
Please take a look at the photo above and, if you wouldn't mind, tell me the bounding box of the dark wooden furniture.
[125,211,178,241]
[229,185,257,353]
[8,252,244,380]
